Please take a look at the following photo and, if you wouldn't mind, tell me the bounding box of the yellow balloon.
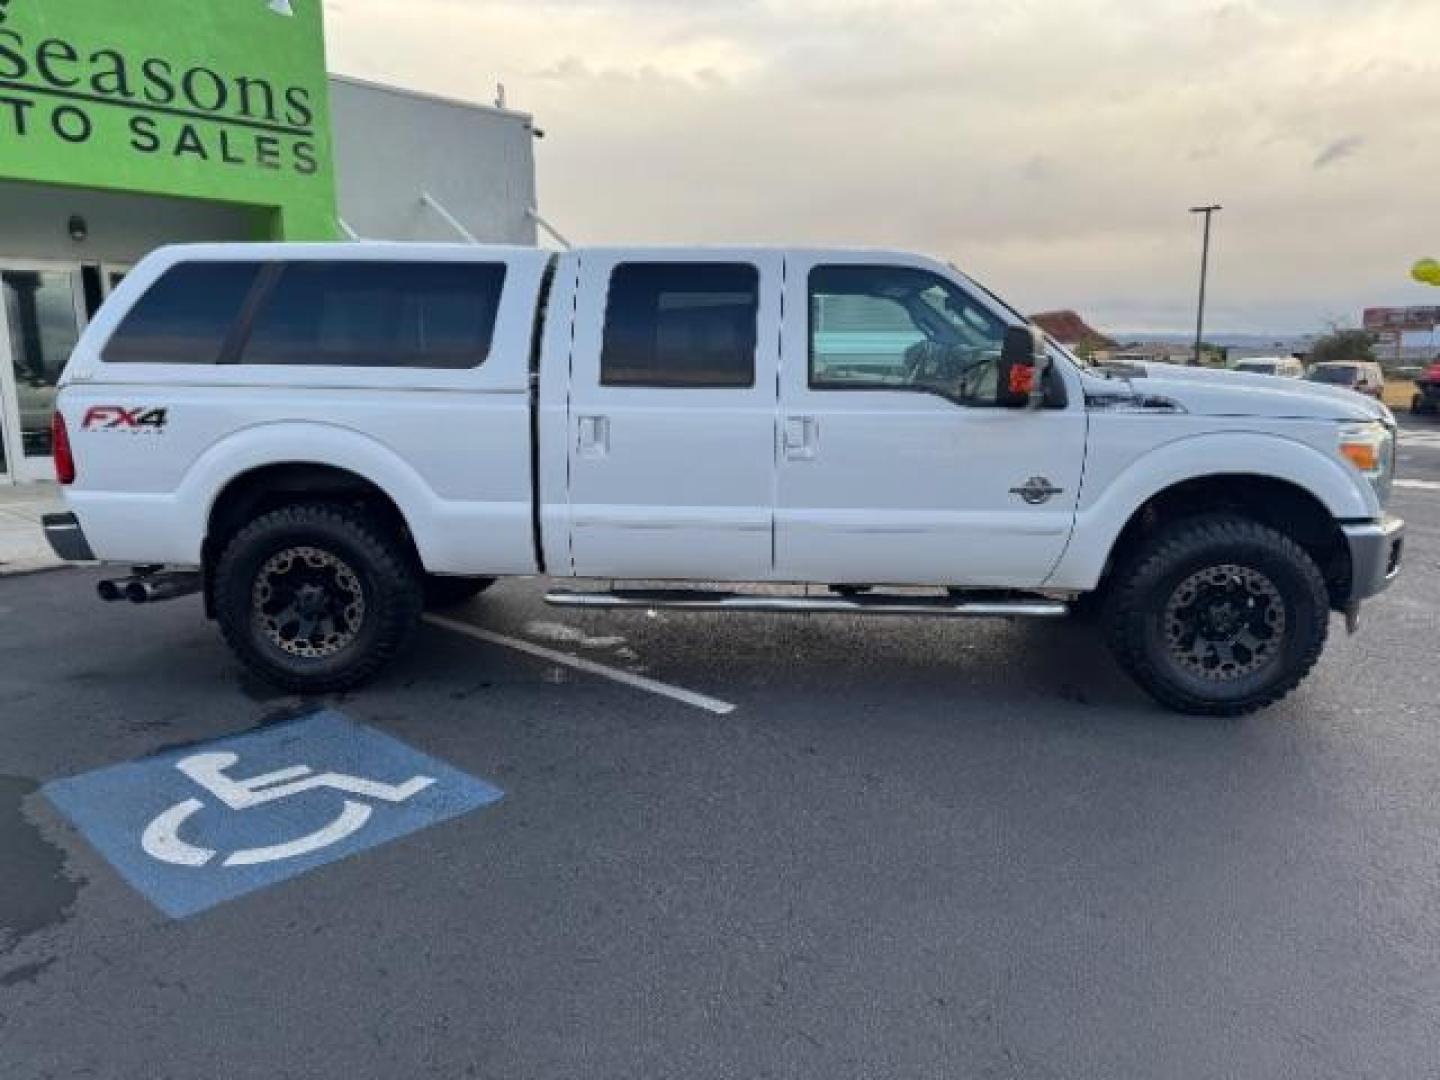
[1414,258,1440,285]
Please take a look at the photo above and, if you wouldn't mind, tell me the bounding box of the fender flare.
[1046,431,1377,590]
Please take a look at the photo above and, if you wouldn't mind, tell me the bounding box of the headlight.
[1339,421,1395,506]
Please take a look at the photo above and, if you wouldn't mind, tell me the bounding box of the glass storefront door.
[0,262,87,484]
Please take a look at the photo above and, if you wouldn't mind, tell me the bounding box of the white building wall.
[328,75,539,246]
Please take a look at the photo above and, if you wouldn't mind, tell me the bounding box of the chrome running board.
[544,589,1069,619]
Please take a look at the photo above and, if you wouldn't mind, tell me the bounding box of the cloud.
[323,0,1440,333]
[1313,135,1365,169]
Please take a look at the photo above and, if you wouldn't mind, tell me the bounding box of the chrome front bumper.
[1342,515,1404,605]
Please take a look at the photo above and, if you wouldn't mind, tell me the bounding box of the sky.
[322,0,1440,336]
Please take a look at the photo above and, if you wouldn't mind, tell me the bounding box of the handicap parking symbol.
[44,710,504,918]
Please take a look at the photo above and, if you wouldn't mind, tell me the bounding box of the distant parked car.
[1234,357,1305,379]
[1307,361,1385,399]
[1412,360,1440,416]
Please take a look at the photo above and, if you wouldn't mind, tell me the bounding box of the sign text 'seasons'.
[0,18,319,176]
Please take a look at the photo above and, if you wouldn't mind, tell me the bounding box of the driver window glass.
[808,265,1006,403]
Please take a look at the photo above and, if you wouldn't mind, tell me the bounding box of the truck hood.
[1084,361,1389,422]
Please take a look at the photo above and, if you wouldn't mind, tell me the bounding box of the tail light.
[52,410,76,485]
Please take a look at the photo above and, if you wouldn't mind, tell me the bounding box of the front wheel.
[213,503,424,694]
[1104,515,1330,716]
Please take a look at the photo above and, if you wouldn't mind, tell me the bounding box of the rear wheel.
[214,503,423,694]
[1104,515,1329,716]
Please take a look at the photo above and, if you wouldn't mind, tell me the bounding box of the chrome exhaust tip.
[97,579,127,602]
[125,573,204,605]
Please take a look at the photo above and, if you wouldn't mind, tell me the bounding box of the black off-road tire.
[1068,588,1106,624]
[423,574,495,610]
[214,503,424,694]
[1103,514,1329,717]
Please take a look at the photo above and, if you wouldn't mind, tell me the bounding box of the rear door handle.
[577,415,610,457]
[783,416,818,460]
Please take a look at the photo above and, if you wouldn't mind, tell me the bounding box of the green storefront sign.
[0,0,338,239]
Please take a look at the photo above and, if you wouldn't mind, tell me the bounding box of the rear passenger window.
[241,262,506,369]
[103,262,262,364]
[601,263,758,388]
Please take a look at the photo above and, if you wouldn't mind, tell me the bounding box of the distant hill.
[1032,310,1116,352]
[1110,330,1313,350]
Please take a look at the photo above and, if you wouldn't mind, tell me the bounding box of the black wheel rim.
[252,546,366,660]
[1162,563,1286,682]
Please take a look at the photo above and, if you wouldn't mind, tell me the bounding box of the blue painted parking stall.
[44,710,504,918]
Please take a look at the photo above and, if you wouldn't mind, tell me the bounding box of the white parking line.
[423,614,738,716]
[1395,478,1440,491]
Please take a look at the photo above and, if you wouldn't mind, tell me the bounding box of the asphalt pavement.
[1,422,1437,1079]
[1396,411,1440,486]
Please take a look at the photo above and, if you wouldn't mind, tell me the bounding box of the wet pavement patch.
[42,710,504,919]
[0,957,56,987]
[0,776,81,952]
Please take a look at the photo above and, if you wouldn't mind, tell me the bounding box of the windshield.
[1237,362,1278,375]
[1308,365,1358,384]
[943,264,1090,370]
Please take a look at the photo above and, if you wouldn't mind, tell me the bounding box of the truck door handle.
[577,415,610,457]
[784,416,818,461]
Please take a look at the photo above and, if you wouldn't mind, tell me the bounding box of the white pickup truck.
[44,243,1404,715]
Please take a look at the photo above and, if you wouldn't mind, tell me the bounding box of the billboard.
[1363,307,1440,333]
[0,0,338,239]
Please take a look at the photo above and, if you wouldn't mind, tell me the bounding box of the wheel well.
[1101,475,1351,610]
[204,464,420,608]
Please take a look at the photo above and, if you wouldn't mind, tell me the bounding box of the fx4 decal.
[82,407,169,433]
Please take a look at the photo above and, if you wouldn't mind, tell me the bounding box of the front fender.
[1046,430,1377,590]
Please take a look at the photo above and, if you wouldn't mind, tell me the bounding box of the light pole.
[1190,205,1222,367]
